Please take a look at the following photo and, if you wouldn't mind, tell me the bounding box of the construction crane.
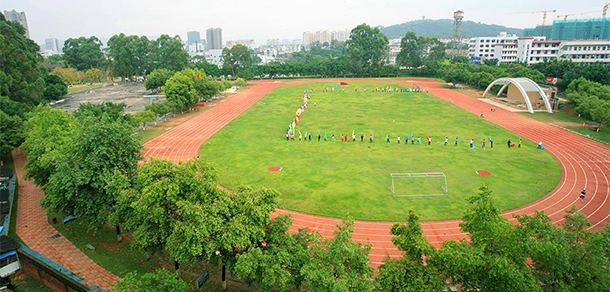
[509,9,557,25]
[557,11,601,20]
[604,2,609,18]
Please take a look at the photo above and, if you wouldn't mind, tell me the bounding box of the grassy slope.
[67,84,102,94]
[520,111,609,144]
[201,82,561,221]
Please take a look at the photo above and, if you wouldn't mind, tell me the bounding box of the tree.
[345,24,389,73]
[0,96,30,119]
[41,103,142,229]
[0,111,24,157]
[85,68,104,83]
[115,269,189,292]
[51,67,85,85]
[515,208,610,292]
[222,44,253,76]
[112,159,220,266]
[396,31,445,69]
[153,35,189,72]
[165,184,279,289]
[0,14,46,104]
[566,77,610,128]
[134,110,156,129]
[302,218,375,291]
[62,36,106,71]
[376,211,445,292]
[21,105,78,186]
[163,70,199,109]
[431,184,541,292]
[191,56,222,77]
[233,78,247,87]
[43,74,68,99]
[145,69,173,91]
[108,34,151,78]
[232,215,312,291]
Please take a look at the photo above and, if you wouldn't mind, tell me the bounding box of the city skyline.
[1,0,606,47]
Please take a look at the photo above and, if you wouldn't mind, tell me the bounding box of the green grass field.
[200,82,561,221]
[520,111,609,144]
[67,84,102,94]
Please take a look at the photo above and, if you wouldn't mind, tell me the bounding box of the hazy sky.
[1,0,606,46]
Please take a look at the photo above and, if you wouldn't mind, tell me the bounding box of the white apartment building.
[388,38,401,65]
[302,29,350,46]
[226,39,256,49]
[494,38,610,65]
[468,32,518,60]
[553,40,610,64]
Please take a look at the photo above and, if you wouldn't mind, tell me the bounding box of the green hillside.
[379,19,523,39]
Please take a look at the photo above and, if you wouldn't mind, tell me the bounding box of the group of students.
[286,131,546,151]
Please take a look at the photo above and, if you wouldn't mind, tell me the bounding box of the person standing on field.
[397,135,401,144]
[445,136,448,146]
[455,135,459,146]
[507,139,512,148]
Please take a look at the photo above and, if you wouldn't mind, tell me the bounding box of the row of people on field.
[321,86,429,93]
[285,132,544,150]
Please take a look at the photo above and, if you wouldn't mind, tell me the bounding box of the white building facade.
[468,32,518,60]
[302,29,350,46]
[470,32,610,65]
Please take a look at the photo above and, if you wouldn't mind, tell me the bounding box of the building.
[493,38,610,65]
[205,49,223,66]
[187,31,202,49]
[3,10,29,38]
[44,38,63,53]
[206,28,223,50]
[388,38,401,65]
[524,18,610,40]
[267,39,282,46]
[468,32,519,60]
[302,29,350,46]
[226,39,255,49]
[482,77,554,114]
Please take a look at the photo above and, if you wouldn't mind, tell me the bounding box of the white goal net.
[390,172,448,197]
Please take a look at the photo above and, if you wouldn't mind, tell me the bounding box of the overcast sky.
[1,0,606,46]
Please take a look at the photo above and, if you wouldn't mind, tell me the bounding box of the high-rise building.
[3,10,29,38]
[524,18,610,40]
[302,29,350,46]
[44,38,60,52]
[226,39,255,49]
[206,28,223,50]
[187,31,201,49]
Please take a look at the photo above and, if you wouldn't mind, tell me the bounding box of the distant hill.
[379,19,523,39]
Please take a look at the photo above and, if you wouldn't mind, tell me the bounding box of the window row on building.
[468,33,610,65]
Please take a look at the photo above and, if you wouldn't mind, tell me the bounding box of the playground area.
[51,82,165,113]
[199,82,561,221]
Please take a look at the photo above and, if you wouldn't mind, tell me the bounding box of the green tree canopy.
[0,14,45,104]
[376,211,445,292]
[396,31,445,68]
[21,105,78,185]
[43,74,68,99]
[144,69,174,91]
[115,269,189,292]
[345,24,389,73]
[62,36,106,71]
[222,44,253,76]
[37,103,142,229]
[0,111,24,157]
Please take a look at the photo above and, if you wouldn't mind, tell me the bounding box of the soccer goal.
[390,172,448,197]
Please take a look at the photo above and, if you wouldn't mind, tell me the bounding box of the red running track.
[143,79,610,268]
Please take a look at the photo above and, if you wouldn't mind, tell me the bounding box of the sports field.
[200,82,561,221]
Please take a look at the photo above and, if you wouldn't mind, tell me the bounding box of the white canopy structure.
[482,77,553,114]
